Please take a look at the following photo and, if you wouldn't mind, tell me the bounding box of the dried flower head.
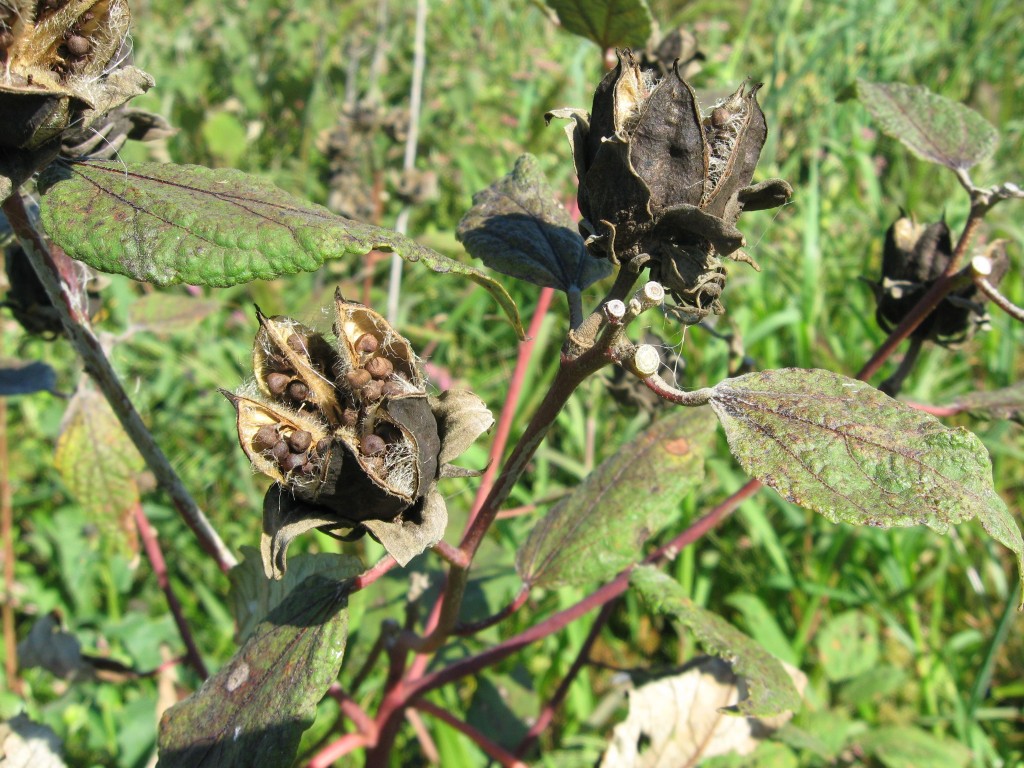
[0,0,155,196]
[224,290,493,578]
[547,50,791,321]
[869,214,1009,343]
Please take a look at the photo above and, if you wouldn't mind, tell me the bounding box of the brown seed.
[266,372,290,396]
[287,380,309,401]
[271,440,290,463]
[65,35,91,57]
[341,408,359,428]
[360,434,386,456]
[315,438,332,455]
[251,424,280,453]
[286,333,307,353]
[280,452,305,472]
[361,379,384,401]
[381,380,405,398]
[287,429,312,453]
[355,333,379,354]
[345,368,372,389]
[0,30,14,50]
[300,461,316,475]
[710,107,731,129]
[365,356,393,380]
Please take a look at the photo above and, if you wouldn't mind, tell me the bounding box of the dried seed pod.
[333,290,425,389]
[253,309,342,423]
[220,390,330,489]
[365,356,394,380]
[287,429,312,453]
[266,372,291,396]
[0,0,147,154]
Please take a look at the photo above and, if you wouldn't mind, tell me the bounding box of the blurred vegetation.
[2,0,1022,765]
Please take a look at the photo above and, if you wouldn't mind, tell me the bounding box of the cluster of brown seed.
[251,423,320,476]
[225,295,433,516]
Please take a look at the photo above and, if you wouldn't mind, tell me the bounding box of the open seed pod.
[227,293,495,577]
[221,391,332,493]
[0,0,154,196]
[333,289,426,397]
[253,309,344,424]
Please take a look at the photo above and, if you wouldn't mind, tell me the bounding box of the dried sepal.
[547,50,790,322]
[0,0,147,150]
[430,389,494,465]
[362,487,449,567]
[253,308,343,424]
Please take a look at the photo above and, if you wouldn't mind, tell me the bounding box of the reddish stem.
[353,554,398,591]
[463,286,555,536]
[515,601,614,758]
[308,732,372,767]
[404,482,750,703]
[414,700,530,768]
[455,585,529,636]
[328,684,378,739]
[134,505,209,679]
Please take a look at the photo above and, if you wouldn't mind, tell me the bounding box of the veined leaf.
[517,407,715,589]
[856,80,998,171]
[54,385,145,557]
[457,154,610,293]
[546,0,653,50]
[228,546,362,643]
[157,574,350,768]
[709,368,1024,596]
[38,162,523,338]
[631,567,802,717]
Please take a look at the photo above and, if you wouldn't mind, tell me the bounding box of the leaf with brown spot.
[157,574,350,768]
[517,407,715,590]
[709,368,1024,597]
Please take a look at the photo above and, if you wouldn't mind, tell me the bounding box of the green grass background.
[2,0,1022,765]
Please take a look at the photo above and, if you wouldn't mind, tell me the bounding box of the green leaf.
[517,407,715,589]
[546,0,653,49]
[157,574,351,768]
[710,369,1024,597]
[857,726,971,768]
[127,292,221,335]
[815,610,878,682]
[38,161,523,338]
[229,546,363,643]
[457,154,611,293]
[630,567,802,717]
[54,385,145,557]
[855,80,999,171]
[201,111,249,167]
